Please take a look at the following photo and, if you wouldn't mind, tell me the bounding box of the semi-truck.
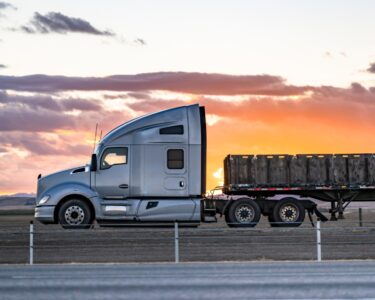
[34,104,375,228]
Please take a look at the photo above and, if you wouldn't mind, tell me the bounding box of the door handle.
[119,184,129,189]
[179,181,184,187]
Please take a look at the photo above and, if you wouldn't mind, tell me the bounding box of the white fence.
[1,213,375,264]
[20,219,375,264]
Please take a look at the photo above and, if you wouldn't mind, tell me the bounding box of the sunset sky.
[1,0,375,195]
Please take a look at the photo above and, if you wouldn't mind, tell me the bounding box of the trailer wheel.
[272,197,305,227]
[226,198,261,228]
[58,199,93,229]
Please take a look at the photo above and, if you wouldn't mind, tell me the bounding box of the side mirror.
[90,154,98,172]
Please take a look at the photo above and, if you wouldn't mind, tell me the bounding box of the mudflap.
[313,206,328,222]
[307,205,328,227]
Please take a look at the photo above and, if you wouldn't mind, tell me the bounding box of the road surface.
[1,261,375,299]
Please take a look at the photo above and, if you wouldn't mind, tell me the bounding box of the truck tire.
[272,197,305,227]
[225,198,261,228]
[58,199,93,229]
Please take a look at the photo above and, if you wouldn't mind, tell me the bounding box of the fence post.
[359,208,363,227]
[174,222,179,264]
[316,220,321,262]
[29,221,34,265]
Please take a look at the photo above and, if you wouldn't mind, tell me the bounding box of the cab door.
[94,146,130,199]
[163,147,188,194]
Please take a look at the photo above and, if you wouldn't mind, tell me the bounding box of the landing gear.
[329,192,358,221]
[330,201,338,221]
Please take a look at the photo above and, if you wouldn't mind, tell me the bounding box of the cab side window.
[160,125,184,135]
[167,149,184,169]
[101,147,128,170]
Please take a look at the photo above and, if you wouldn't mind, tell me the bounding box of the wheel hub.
[64,205,85,225]
[279,204,299,222]
[235,205,255,223]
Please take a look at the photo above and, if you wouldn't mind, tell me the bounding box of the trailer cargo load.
[224,154,375,190]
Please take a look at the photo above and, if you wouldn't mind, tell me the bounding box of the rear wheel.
[225,198,261,228]
[58,199,93,229]
[272,197,305,227]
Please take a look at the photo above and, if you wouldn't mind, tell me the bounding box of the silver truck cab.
[35,104,207,228]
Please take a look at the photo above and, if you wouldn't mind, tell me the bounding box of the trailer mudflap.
[313,206,328,222]
[307,208,327,227]
[307,206,328,227]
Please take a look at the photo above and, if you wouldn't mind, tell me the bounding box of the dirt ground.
[0,208,375,264]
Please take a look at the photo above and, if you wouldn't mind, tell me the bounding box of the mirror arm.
[90,154,98,172]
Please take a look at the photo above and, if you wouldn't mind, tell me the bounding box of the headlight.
[38,195,50,205]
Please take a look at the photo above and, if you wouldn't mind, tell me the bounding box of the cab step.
[203,215,217,223]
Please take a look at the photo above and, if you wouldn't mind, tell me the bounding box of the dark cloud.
[133,38,146,46]
[0,106,76,132]
[367,62,375,74]
[0,105,118,133]
[2,72,375,154]
[126,92,151,100]
[0,1,15,18]
[21,12,114,36]
[62,98,102,111]
[0,72,311,96]
[350,82,367,94]
[0,91,107,133]
[340,52,347,57]
[0,132,91,156]
[0,90,102,111]
[20,25,34,34]
[0,92,130,133]
[102,93,130,100]
[0,1,16,10]
[127,98,186,114]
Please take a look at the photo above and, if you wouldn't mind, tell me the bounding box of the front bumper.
[34,206,55,224]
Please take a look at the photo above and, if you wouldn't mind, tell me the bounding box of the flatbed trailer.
[214,154,375,226]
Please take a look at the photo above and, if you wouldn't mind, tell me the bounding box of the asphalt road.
[1,261,375,299]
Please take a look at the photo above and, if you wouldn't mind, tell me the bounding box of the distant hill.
[0,193,35,198]
[0,196,36,210]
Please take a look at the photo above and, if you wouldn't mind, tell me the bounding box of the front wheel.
[225,198,261,228]
[58,199,93,229]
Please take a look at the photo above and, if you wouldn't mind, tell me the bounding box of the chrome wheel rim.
[279,204,299,222]
[235,205,255,223]
[64,205,85,225]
